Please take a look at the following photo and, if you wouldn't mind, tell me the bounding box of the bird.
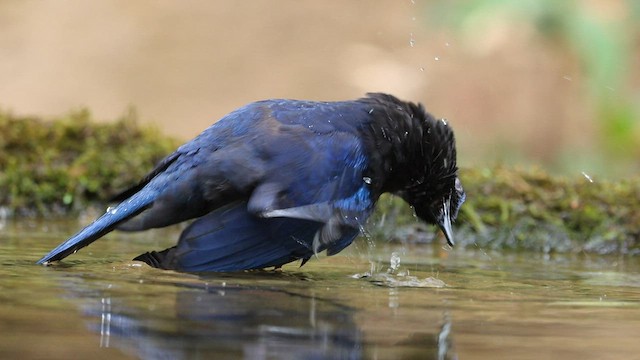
[37,93,466,272]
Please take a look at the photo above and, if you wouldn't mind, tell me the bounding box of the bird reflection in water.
[56,270,457,359]
[85,281,362,359]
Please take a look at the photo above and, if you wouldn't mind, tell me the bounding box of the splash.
[389,252,401,273]
[351,252,446,288]
[370,273,446,288]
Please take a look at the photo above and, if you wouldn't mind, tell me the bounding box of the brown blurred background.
[0,1,638,177]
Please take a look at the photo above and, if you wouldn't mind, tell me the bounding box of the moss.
[0,109,179,216]
[374,166,640,255]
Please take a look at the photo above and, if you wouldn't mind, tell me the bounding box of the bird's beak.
[438,197,454,247]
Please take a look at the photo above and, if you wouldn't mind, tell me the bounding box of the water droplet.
[381,127,389,141]
[368,108,374,114]
[363,176,372,184]
[409,33,415,47]
[563,75,572,81]
[106,206,118,215]
[581,171,594,183]
[389,252,401,272]
[434,56,440,61]
[440,118,448,126]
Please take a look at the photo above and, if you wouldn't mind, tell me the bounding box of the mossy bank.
[1,110,638,254]
[0,109,179,216]
[373,167,640,255]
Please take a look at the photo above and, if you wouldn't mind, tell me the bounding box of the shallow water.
[2,219,640,359]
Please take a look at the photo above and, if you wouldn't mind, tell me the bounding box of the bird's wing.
[136,129,374,272]
[135,199,365,272]
[134,201,358,272]
[115,142,265,231]
[249,130,375,254]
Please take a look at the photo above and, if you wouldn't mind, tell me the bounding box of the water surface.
[1,219,639,359]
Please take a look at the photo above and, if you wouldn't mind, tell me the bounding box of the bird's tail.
[36,189,158,264]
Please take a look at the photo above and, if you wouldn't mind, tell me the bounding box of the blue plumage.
[37,93,465,272]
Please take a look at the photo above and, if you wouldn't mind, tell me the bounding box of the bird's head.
[399,113,465,246]
[361,93,465,246]
[408,177,465,246]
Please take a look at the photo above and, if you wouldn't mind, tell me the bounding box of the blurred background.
[0,0,638,178]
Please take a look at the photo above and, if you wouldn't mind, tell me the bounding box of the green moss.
[374,166,640,255]
[0,109,179,216]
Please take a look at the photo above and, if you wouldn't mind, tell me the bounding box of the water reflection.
[5,226,640,359]
[70,280,362,359]
[47,266,458,360]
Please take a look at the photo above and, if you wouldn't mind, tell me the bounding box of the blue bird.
[37,93,466,272]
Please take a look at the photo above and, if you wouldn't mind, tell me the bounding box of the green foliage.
[0,109,179,216]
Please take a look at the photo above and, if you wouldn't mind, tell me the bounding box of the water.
[2,219,640,359]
